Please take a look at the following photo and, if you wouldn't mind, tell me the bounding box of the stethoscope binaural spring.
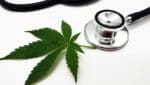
[85,7,150,51]
[0,0,97,12]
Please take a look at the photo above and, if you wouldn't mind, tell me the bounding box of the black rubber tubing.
[0,0,59,12]
[0,0,96,12]
[128,7,150,23]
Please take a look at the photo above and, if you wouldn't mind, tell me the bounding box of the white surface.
[0,0,150,85]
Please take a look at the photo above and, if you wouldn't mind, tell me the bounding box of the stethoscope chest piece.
[85,10,129,51]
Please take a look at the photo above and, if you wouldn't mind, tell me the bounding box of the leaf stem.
[79,45,96,49]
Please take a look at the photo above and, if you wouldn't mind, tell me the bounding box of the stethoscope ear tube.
[0,0,58,12]
[0,0,97,12]
[127,7,150,23]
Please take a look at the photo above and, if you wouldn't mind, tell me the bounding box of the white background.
[0,0,150,85]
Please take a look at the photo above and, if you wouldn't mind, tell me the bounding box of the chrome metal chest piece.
[85,8,150,51]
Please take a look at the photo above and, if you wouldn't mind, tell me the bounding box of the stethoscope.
[85,7,150,51]
[0,0,150,51]
[0,0,97,12]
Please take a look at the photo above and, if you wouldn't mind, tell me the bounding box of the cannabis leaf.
[26,28,66,43]
[66,44,79,82]
[62,20,72,41]
[0,41,62,60]
[0,20,92,85]
[25,47,64,85]
[71,33,81,42]
[61,21,84,82]
[71,42,84,53]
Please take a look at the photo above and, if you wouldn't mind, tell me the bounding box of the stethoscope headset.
[0,0,150,51]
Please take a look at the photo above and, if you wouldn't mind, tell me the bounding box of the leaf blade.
[66,44,79,82]
[0,41,62,60]
[27,28,65,43]
[61,21,72,40]
[71,43,84,53]
[25,47,64,85]
[71,33,81,42]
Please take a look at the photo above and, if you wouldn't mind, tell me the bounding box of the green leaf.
[27,28,65,43]
[71,43,84,53]
[71,33,81,42]
[0,41,62,60]
[1,21,86,85]
[66,44,79,82]
[25,47,64,85]
[61,20,72,40]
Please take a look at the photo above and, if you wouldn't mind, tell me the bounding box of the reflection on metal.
[85,10,129,51]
